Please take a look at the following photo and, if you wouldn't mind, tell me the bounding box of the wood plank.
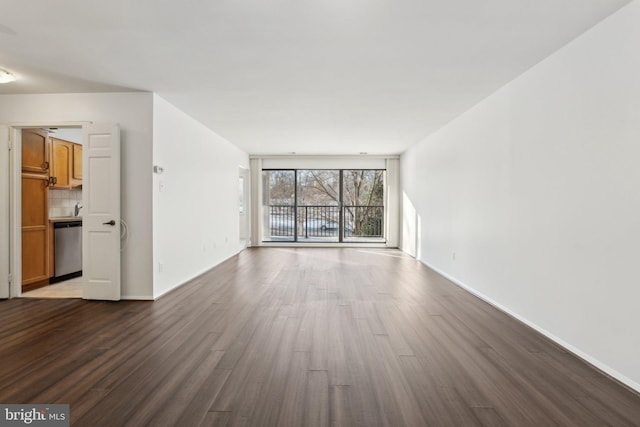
[275,351,309,426]
[0,247,638,426]
[242,316,300,425]
[199,411,231,427]
[306,370,330,427]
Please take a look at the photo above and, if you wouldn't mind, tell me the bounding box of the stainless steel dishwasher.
[52,220,82,282]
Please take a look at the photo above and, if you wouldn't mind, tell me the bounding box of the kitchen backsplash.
[49,188,83,218]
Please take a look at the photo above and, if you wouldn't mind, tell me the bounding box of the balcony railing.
[267,205,384,241]
[269,205,296,237]
[344,205,384,238]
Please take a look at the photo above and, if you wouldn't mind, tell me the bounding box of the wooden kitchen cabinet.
[21,129,51,291]
[22,129,50,174]
[51,138,82,189]
[51,138,72,189]
[72,143,83,185]
[21,173,50,291]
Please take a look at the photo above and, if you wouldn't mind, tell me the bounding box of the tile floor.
[22,277,83,299]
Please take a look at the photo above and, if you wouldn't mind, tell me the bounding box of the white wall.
[0,92,154,299]
[152,95,249,298]
[401,1,640,391]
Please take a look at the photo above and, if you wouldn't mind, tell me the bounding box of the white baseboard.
[121,295,154,301]
[421,260,640,394]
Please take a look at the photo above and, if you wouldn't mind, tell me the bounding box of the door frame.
[0,125,9,298]
[5,122,88,298]
[238,166,250,249]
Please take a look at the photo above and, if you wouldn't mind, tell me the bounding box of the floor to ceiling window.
[262,169,385,243]
[342,169,384,242]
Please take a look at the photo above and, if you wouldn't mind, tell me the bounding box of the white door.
[0,125,9,299]
[82,124,121,300]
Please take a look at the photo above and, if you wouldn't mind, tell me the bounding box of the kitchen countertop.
[49,216,83,223]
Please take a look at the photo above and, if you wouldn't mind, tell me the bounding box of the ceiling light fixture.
[0,68,16,83]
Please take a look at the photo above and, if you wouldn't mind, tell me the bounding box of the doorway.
[19,127,84,298]
[0,122,121,300]
[3,122,122,300]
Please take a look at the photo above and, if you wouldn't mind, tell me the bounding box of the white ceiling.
[0,0,631,155]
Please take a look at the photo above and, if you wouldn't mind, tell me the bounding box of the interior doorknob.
[103,220,116,226]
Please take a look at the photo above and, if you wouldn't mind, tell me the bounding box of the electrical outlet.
[452,252,456,261]
[158,262,164,273]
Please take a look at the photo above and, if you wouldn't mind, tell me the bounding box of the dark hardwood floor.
[1,248,639,426]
